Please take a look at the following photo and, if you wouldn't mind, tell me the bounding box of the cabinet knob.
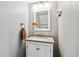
[36,48,40,50]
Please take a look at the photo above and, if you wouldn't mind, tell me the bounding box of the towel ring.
[20,23,25,28]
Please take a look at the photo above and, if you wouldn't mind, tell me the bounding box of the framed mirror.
[33,8,50,31]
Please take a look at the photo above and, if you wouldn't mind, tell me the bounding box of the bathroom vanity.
[26,2,54,57]
[26,36,54,57]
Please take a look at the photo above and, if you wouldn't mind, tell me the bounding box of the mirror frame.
[33,8,50,31]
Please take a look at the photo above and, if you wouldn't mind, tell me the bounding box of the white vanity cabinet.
[26,36,54,57]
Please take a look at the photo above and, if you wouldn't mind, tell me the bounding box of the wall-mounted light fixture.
[32,1,50,11]
[57,11,62,17]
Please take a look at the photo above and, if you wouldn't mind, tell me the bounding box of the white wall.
[0,1,29,57]
[58,1,79,57]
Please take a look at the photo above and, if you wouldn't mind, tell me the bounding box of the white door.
[58,1,79,57]
[26,42,52,57]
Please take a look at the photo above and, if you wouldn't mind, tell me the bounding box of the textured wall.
[0,1,29,57]
[58,1,79,57]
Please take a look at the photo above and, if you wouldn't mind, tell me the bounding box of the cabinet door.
[26,41,53,57]
[36,44,51,57]
[26,44,38,57]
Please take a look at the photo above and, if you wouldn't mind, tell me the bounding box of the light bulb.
[44,2,50,8]
[32,4,38,10]
[38,4,43,9]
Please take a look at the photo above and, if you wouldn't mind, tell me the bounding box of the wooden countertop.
[26,36,54,44]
